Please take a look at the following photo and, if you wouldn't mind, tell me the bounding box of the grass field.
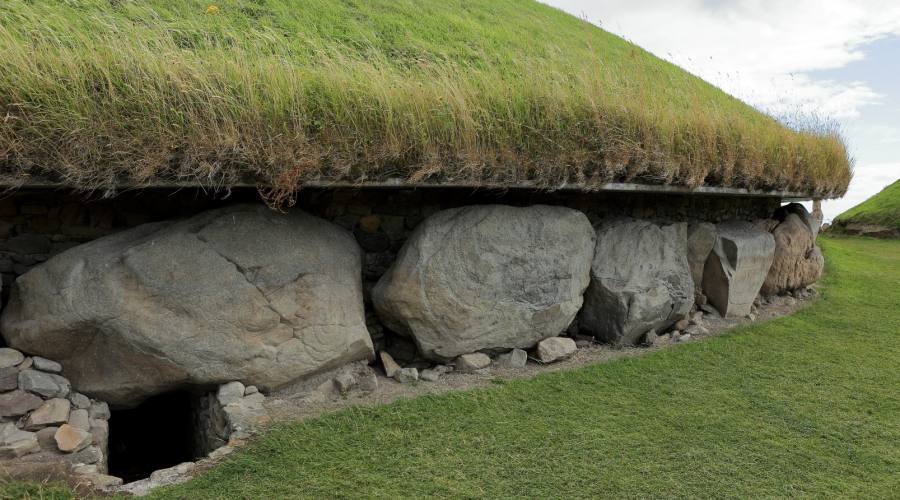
[6,235,891,498]
[0,1,850,202]
[835,179,900,230]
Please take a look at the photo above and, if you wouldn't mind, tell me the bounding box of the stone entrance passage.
[107,391,197,483]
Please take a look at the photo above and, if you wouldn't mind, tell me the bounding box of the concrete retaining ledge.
[0,178,816,201]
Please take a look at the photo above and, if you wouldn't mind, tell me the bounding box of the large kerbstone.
[373,205,595,361]
[777,202,820,240]
[702,221,776,318]
[762,209,824,296]
[1,205,374,407]
[578,218,694,346]
[687,223,716,295]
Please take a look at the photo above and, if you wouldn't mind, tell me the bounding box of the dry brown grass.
[0,0,852,204]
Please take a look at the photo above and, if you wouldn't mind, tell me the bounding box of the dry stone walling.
[0,347,115,488]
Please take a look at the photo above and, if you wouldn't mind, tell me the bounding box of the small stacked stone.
[0,347,113,483]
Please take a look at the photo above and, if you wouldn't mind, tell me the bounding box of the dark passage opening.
[108,391,198,483]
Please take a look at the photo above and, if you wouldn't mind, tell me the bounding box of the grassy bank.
[834,179,900,230]
[0,1,850,202]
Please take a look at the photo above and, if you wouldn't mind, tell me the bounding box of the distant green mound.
[831,179,900,237]
[0,0,851,199]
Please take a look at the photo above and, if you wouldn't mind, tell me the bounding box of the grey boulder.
[496,349,528,369]
[1,205,374,407]
[777,202,820,240]
[761,208,824,296]
[536,337,577,363]
[455,353,492,373]
[687,223,717,295]
[578,218,694,346]
[373,205,595,361]
[703,221,775,318]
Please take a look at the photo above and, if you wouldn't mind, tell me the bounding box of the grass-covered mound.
[833,179,900,233]
[0,0,851,201]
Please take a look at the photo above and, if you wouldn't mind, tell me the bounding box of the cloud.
[542,0,900,118]
[860,125,900,144]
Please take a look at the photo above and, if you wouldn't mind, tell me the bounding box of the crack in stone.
[193,231,295,330]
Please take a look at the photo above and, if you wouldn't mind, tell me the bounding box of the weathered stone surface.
[18,369,70,399]
[119,461,194,496]
[380,351,401,378]
[374,205,594,361]
[68,409,90,431]
[455,353,491,373]
[578,218,694,346]
[55,424,92,453]
[31,357,62,374]
[0,348,24,369]
[394,368,419,383]
[89,420,108,449]
[687,222,717,294]
[495,349,528,369]
[0,423,40,459]
[777,202,820,240]
[536,337,577,363]
[67,444,103,465]
[81,472,123,490]
[35,427,59,449]
[333,372,356,394]
[1,205,374,407]
[0,366,18,392]
[0,390,43,417]
[702,221,775,318]
[761,211,824,296]
[67,393,91,410]
[812,201,825,233]
[419,369,442,382]
[216,382,245,407]
[24,398,71,430]
[87,402,110,421]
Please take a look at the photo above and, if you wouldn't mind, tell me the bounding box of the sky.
[542,0,900,221]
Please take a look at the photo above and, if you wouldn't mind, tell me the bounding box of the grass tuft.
[0,0,852,202]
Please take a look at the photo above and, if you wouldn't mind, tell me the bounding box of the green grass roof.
[835,179,900,229]
[0,0,851,201]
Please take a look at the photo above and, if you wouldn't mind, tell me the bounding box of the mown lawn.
[5,236,899,498]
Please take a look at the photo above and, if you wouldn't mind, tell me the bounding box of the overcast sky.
[542,0,900,221]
